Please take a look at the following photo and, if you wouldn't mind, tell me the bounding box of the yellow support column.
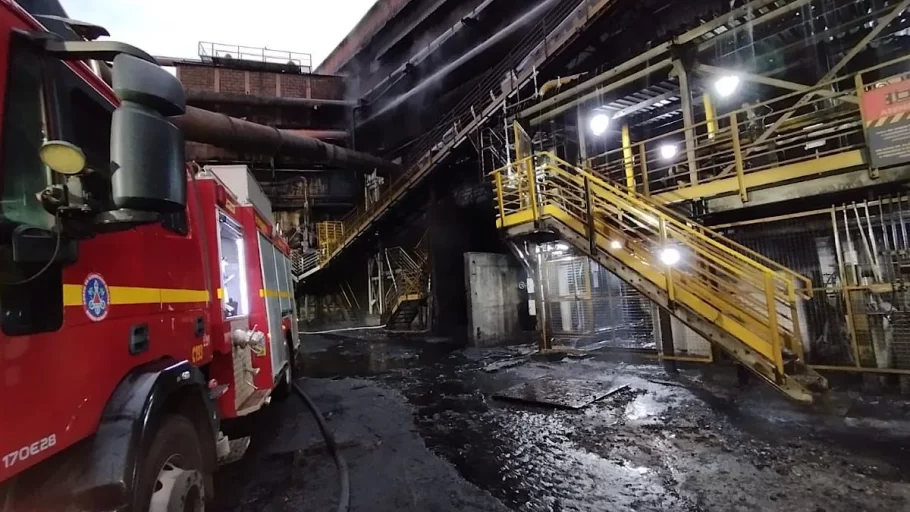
[787,281,806,362]
[704,92,717,140]
[658,218,675,302]
[730,113,748,203]
[622,124,635,192]
[765,272,785,377]
[525,157,539,221]
[494,171,505,222]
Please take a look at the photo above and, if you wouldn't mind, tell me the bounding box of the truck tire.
[133,415,206,512]
[272,336,295,400]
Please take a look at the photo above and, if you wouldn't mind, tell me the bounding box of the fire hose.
[292,382,351,512]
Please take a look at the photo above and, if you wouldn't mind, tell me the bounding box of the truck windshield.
[0,40,53,230]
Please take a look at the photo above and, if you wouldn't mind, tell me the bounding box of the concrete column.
[465,253,524,346]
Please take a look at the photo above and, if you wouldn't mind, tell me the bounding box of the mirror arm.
[16,30,157,64]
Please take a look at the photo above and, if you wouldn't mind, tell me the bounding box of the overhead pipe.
[171,106,395,171]
[185,90,355,109]
[287,129,350,140]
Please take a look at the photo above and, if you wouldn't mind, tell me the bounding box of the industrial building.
[225,0,910,393]
[3,0,910,510]
[179,0,910,505]
[176,0,910,504]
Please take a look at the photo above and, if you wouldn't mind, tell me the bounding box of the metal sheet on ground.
[493,377,627,409]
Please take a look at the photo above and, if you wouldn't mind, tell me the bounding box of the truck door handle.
[194,317,205,338]
[129,324,149,355]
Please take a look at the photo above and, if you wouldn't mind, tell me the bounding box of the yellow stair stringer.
[493,152,827,403]
[534,214,815,403]
[384,246,429,329]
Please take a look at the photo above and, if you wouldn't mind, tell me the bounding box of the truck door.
[258,234,287,381]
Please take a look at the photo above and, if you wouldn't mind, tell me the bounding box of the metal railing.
[584,63,893,203]
[305,0,616,275]
[198,41,313,72]
[316,221,344,249]
[493,152,812,377]
[291,249,322,280]
[383,246,429,317]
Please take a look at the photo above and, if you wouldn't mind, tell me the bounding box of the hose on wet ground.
[292,382,351,512]
[300,325,386,334]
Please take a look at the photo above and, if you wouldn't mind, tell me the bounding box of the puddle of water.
[300,335,458,378]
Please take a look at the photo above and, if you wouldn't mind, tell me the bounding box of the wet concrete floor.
[214,333,910,511]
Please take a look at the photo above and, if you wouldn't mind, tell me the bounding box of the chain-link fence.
[541,249,656,351]
[717,196,910,373]
[538,245,712,358]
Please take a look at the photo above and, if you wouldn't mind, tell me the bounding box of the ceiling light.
[660,247,681,266]
[714,75,740,98]
[659,144,678,161]
[589,112,611,136]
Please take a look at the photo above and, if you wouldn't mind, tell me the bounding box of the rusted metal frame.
[718,0,910,176]
[831,207,862,367]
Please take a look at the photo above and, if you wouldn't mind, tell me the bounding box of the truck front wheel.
[134,415,207,512]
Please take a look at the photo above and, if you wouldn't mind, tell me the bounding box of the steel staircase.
[292,0,618,280]
[492,151,828,403]
[383,246,429,330]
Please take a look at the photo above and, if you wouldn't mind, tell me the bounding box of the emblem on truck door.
[83,273,110,321]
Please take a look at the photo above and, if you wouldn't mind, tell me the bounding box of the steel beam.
[697,64,859,104]
[654,149,866,204]
[720,0,910,175]
[518,0,784,121]
[529,59,674,125]
[675,60,699,184]
[694,0,815,52]
[610,90,678,119]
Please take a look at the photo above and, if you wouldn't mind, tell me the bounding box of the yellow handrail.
[492,152,808,374]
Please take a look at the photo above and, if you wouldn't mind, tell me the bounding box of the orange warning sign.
[861,77,910,168]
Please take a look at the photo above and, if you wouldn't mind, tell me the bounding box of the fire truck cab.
[0,2,298,510]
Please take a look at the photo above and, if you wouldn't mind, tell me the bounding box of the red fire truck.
[0,1,302,509]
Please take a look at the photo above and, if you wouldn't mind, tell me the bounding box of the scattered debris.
[483,357,527,373]
[493,376,629,409]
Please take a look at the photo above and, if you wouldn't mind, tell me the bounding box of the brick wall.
[310,76,345,100]
[220,69,246,95]
[178,66,214,93]
[282,74,307,98]
[176,64,346,100]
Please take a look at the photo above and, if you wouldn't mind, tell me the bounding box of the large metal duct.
[170,106,394,171]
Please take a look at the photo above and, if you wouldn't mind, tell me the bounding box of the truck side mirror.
[110,54,187,215]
